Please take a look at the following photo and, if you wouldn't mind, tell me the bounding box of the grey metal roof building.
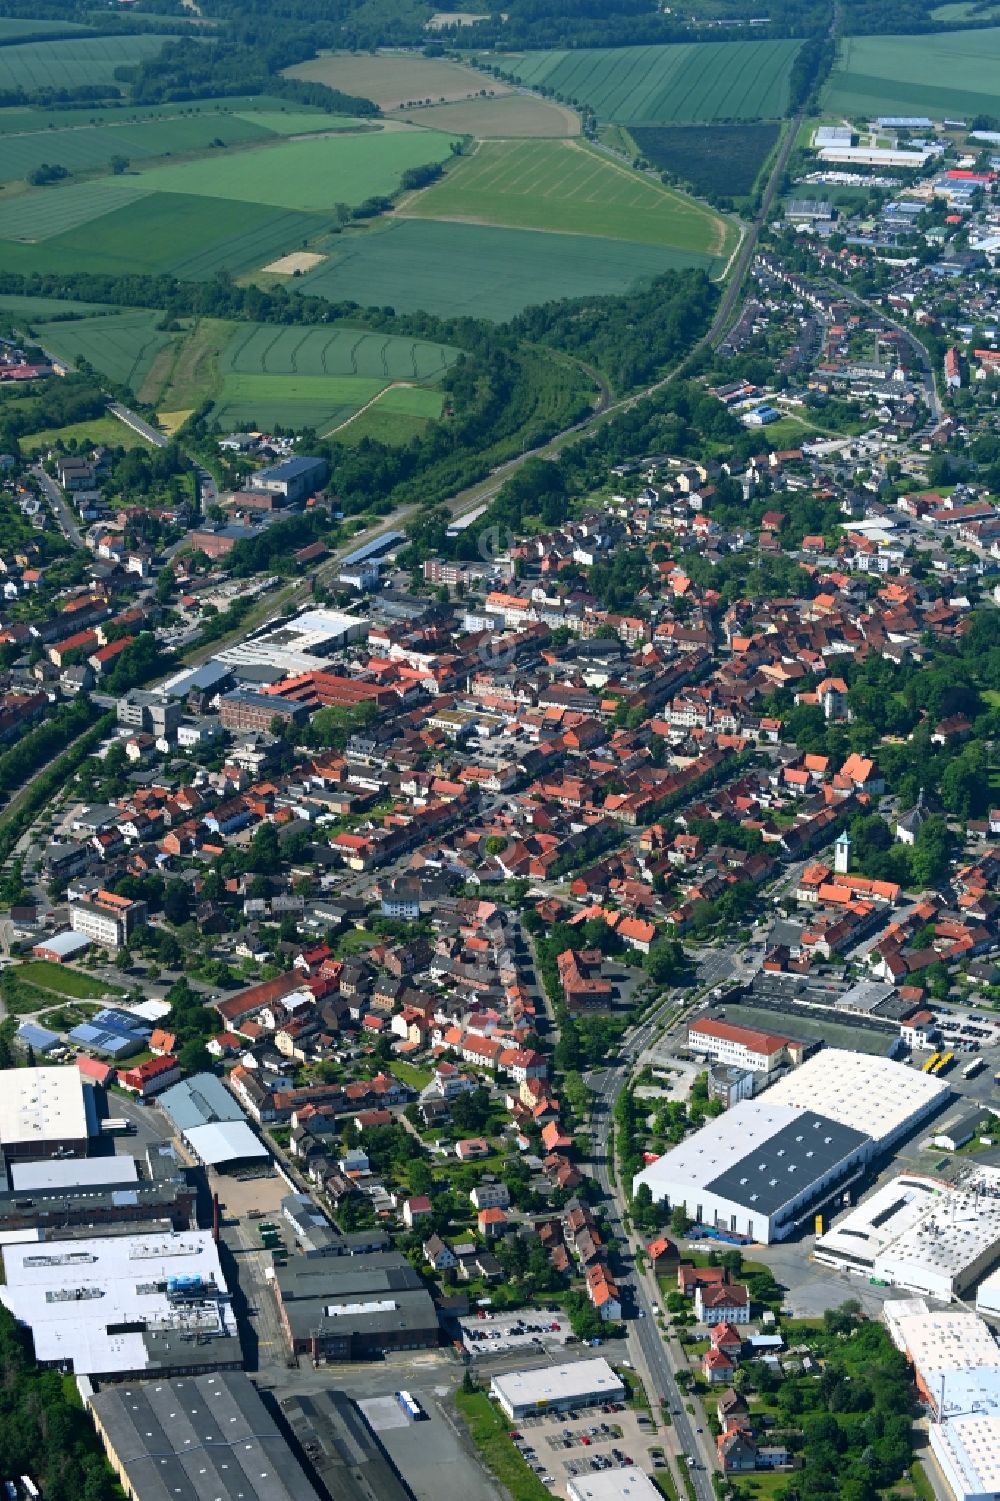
[280,1390,413,1501]
[159,1073,246,1133]
[90,1371,317,1501]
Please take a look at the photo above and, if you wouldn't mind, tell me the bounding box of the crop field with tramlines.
[499,39,801,123]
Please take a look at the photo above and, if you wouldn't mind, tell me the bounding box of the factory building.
[884,1299,1000,1501]
[0,1230,240,1378]
[490,1358,625,1421]
[816,1169,1000,1301]
[632,1052,949,1244]
[568,1472,663,1501]
[0,1146,193,1236]
[90,1371,316,1501]
[0,1065,93,1166]
[273,1251,439,1361]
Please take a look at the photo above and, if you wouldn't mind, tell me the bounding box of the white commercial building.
[819,145,935,167]
[816,1170,1000,1300]
[568,1469,663,1501]
[632,1052,949,1244]
[490,1357,625,1420]
[884,1299,1000,1501]
[0,1065,91,1162]
[977,1264,1000,1320]
[216,607,366,678]
[930,1414,1000,1501]
[884,1301,1000,1418]
[762,1049,949,1153]
[0,1230,238,1376]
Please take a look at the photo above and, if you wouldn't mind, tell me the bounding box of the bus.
[922,1053,941,1073]
[100,1117,134,1136]
[933,1052,955,1075]
[396,1390,424,1421]
[962,1058,985,1079]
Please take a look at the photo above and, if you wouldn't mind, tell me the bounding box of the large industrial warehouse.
[816,1169,1000,1300]
[632,1051,950,1243]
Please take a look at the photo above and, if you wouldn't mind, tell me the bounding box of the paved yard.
[460,1309,574,1358]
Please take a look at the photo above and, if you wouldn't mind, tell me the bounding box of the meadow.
[822,28,1000,120]
[498,39,802,123]
[284,51,509,110]
[0,96,317,134]
[631,121,781,198]
[0,292,115,321]
[129,126,458,212]
[0,18,89,36]
[29,310,175,390]
[295,217,721,320]
[0,34,171,95]
[20,414,156,454]
[403,138,728,252]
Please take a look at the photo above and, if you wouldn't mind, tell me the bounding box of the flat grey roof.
[705,1112,869,1218]
[91,1371,316,1501]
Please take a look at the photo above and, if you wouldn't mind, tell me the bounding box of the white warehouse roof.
[184,1121,269,1168]
[0,1231,234,1375]
[491,1357,624,1415]
[931,1414,1000,1501]
[568,1470,663,1501]
[763,1050,949,1147]
[0,1066,89,1151]
[817,1171,1000,1300]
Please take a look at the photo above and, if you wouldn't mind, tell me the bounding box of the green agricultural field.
[823,28,1000,120]
[499,39,802,123]
[296,217,721,320]
[30,310,175,390]
[220,322,458,382]
[0,34,172,96]
[131,127,459,212]
[0,111,280,186]
[0,292,116,322]
[334,383,444,444]
[0,18,89,36]
[211,372,388,434]
[0,192,327,280]
[233,111,367,135]
[403,137,728,252]
[631,122,781,198]
[0,96,321,135]
[0,180,155,242]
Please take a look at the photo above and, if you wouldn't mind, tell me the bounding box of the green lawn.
[454,1390,552,1501]
[822,28,1000,120]
[296,217,723,321]
[17,961,123,999]
[21,415,157,454]
[132,128,460,212]
[404,138,729,253]
[388,1059,434,1089]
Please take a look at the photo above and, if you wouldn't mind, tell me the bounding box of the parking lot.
[460,1309,575,1358]
[510,1403,672,1497]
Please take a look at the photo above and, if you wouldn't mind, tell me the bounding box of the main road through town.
[588,988,720,1501]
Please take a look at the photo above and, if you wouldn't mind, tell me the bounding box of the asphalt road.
[30,463,84,549]
[589,993,718,1501]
